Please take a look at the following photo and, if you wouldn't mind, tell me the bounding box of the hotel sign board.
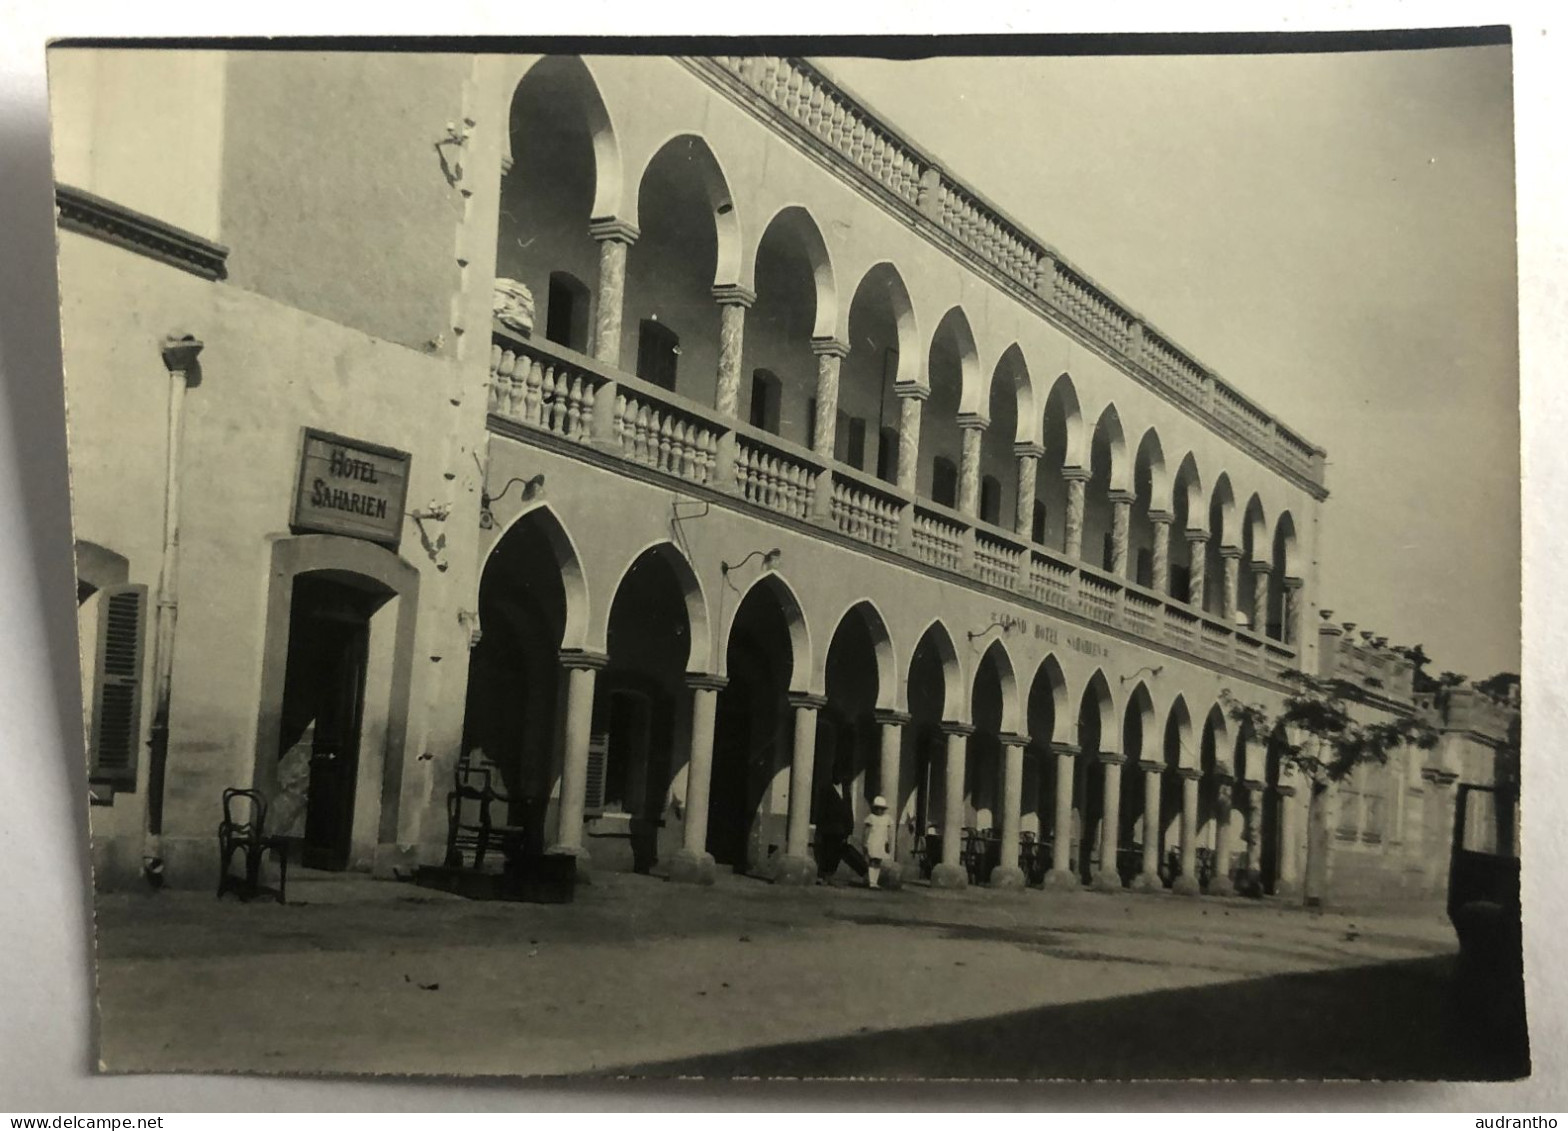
[292,428,411,548]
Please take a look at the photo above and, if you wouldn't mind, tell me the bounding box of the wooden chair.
[444,753,529,870]
[217,788,288,904]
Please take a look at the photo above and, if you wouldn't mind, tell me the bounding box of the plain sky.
[828,47,1520,680]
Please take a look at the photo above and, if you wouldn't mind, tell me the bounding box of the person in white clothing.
[863,795,894,889]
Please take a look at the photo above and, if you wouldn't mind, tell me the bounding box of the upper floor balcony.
[488,323,1302,685]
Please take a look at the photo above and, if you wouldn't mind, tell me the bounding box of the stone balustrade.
[685,55,1328,495]
[490,326,1299,684]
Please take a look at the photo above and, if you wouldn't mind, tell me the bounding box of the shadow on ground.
[609,955,1529,1082]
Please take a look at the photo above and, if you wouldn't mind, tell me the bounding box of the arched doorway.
[1086,406,1127,572]
[1025,655,1067,886]
[1074,670,1117,887]
[1035,373,1084,553]
[711,576,800,874]
[745,207,836,453]
[906,621,961,880]
[922,308,975,508]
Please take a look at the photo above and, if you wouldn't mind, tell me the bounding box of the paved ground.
[92,869,1529,1082]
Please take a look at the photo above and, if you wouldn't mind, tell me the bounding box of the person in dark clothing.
[814,781,867,884]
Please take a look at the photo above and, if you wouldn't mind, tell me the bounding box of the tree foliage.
[1221,669,1441,785]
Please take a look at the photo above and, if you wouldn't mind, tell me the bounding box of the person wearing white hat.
[863,795,893,890]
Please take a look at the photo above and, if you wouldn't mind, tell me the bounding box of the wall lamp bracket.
[1120,665,1165,685]
[479,473,545,529]
[721,547,781,577]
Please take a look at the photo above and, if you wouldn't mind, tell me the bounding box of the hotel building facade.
[52,48,1491,901]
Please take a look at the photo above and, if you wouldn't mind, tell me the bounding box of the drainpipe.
[142,334,203,883]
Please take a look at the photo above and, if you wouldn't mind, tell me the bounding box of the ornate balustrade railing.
[490,326,1299,683]
[685,55,1327,496]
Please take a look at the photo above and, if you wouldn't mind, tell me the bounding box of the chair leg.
[274,845,288,905]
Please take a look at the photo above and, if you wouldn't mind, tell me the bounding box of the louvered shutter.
[89,584,148,788]
[583,733,609,815]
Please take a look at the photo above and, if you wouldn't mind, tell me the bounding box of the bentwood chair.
[217,788,289,904]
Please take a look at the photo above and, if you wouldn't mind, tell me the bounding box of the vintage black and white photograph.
[45,32,1524,1082]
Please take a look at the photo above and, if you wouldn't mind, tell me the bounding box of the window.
[877,427,899,484]
[979,476,1002,526]
[806,398,817,451]
[1136,548,1154,588]
[750,370,782,433]
[1102,532,1115,572]
[546,272,591,353]
[837,415,867,470]
[87,584,148,789]
[1031,501,1047,545]
[931,457,958,509]
[1171,564,1191,602]
[636,319,679,391]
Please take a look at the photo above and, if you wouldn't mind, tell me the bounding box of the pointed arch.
[973,639,1024,735]
[605,538,711,673]
[485,503,591,652]
[820,599,897,711]
[1208,473,1238,548]
[1027,654,1071,745]
[749,204,838,341]
[632,133,743,288]
[504,55,623,222]
[1091,404,1131,492]
[1134,428,1170,513]
[1122,681,1158,763]
[910,619,965,723]
[1172,452,1204,526]
[722,570,811,692]
[1078,669,1119,753]
[1044,373,1088,469]
[1272,510,1301,577]
[1164,694,1196,769]
[988,343,1035,446]
[931,305,984,415]
[1241,493,1269,564]
[847,261,921,388]
[1202,702,1234,776]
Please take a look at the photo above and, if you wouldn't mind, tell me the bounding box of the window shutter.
[89,584,148,789]
[583,733,609,815]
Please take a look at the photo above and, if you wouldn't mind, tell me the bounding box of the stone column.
[990,734,1028,889]
[894,384,929,494]
[1210,772,1237,895]
[1013,442,1044,540]
[1093,753,1127,890]
[1219,546,1242,622]
[1282,577,1305,646]
[1108,489,1134,577]
[1242,778,1267,883]
[1130,760,1164,892]
[550,650,608,863]
[810,338,850,459]
[1275,783,1302,898]
[1172,767,1201,895]
[1248,561,1272,632]
[931,723,973,889]
[588,218,638,368]
[957,412,987,517]
[1042,742,1080,890]
[1062,468,1090,560]
[1149,510,1173,594]
[1185,530,1209,608]
[712,284,757,419]
[669,674,727,886]
[874,709,908,885]
[776,693,827,886]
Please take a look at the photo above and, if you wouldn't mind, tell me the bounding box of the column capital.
[810,336,850,359]
[685,672,729,692]
[1246,559,1273,576]
[1060,465,1092,483]
[588,216,640,244]
[1050,741,1081,758]
[1421,766,1459,787]
[1107,489,1136,506]
[1213,764,1236,781]
[1096,751,1128,767]
[940,721,976,738]
[1176,765,1202,781]
[1274,783,1297,798]
[873,708,912,726]
[1217,544,1244,561]
[1146,509,1174,525]
[998,732,1031,748]
[1184,528,1210,545]
[1241,777,1266,792]
[893,381,931,403]
[1012,441,1046,460]
[558,648,610,671]
[1282,575,1306,591]
[786,692,829,711]
[1138,759,1165,774]
[956,411,990,432]
[711,283,757,309]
